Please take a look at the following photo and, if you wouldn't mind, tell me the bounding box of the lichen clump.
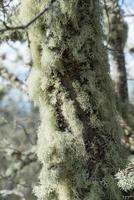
[115,162,134,192]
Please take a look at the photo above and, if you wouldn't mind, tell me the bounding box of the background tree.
[104,0,128,102]
[103,0,134,154]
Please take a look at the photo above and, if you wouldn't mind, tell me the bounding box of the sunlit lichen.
[21,0,126,199]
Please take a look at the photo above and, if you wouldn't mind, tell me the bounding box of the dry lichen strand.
[22,0,125,199]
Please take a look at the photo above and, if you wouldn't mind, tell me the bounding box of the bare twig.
[18,124,34,145]
[0,189,26,200]
[0,65,27,92]
[124,14,134,17]
[127,78,134,81]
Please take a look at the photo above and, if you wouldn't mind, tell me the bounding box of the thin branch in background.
[0,189,26,200]
[0,0,14,9]
[25,31,33,82]
[123,2,134,16]
[106,46,124,55]
[18,124,34,145]
[7,41,18,51]
[124,14,134,17]
[4,0,14,8]
[127,78,134,81]
[1,0,7,21]
[121,0,125,5]
[0,65,27,93]
[0,0,56,33]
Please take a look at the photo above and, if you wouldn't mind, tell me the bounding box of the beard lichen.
[21,0,126,199]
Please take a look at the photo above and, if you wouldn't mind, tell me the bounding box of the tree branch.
[0,0,56,33]
[0,189,26,200]
[0,65,27,92]
[124,14,134,17]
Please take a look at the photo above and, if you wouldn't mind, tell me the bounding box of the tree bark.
[105,0,128,102]
[21,0,126,199]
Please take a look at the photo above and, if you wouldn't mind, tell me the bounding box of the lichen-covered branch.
[21,0,126,199]
[0,0,56,33]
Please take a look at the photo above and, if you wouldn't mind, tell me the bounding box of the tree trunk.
[21,0,126,199]
[105,0,128,102]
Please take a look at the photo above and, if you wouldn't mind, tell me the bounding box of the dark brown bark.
[112,49,128,101]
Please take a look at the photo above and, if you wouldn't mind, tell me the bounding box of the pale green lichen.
[115,162,134,192]
[61,97,84,137]
[21,0,126,199]
[27,68,43,104]
[41,46,64,75]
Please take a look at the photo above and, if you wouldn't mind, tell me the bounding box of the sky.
[123,0,134,6]
[119,0,134,6]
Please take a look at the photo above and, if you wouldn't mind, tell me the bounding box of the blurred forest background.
[1,0,134,199]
